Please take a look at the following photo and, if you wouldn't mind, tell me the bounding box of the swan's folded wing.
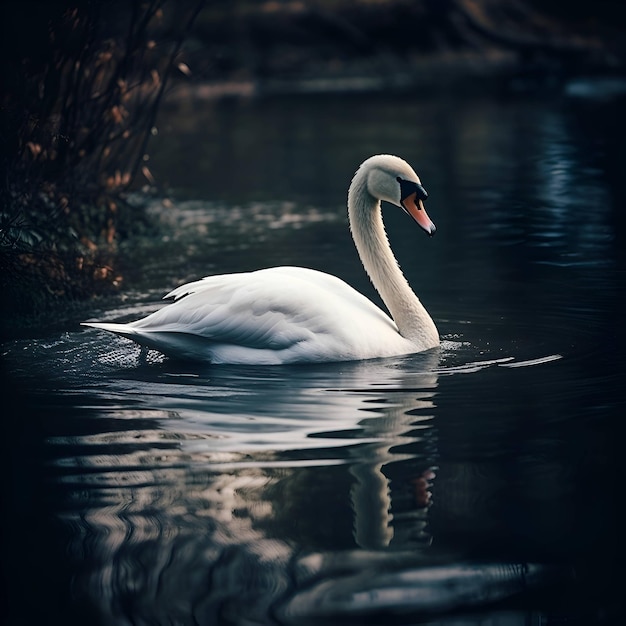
[130,267,398,354]
[83,267,410,363]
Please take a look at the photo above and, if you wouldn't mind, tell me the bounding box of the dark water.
[2,79,625,625]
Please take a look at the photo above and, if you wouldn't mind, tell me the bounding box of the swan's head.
[358,154,436,236]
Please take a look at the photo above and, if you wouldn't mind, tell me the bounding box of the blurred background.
[1,0,625,325]
[1,3,626,626]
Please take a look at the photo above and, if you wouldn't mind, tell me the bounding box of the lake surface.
[2,78,625,625]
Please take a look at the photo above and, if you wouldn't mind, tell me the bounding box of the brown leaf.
[177,62,192,77]
[80,237,98,252]
[96,51,113,65]
[110,105,127,124]
[26,142,42,157]
[141,165,155,184]
[105,222,115,244]
[93,266,112,281]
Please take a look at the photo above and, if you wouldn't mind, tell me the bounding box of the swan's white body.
[84,155,439,364]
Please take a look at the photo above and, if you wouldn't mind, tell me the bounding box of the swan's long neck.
[348,172,438,347]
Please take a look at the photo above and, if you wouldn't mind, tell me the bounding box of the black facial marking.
[397,177,428,203]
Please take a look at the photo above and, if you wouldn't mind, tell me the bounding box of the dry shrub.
[0,0,203,322]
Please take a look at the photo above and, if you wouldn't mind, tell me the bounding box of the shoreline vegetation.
[1,0,624,331]
[0,0,204,330]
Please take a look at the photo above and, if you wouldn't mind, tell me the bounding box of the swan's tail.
[82,321,169,355]
[82,322,213,361]
[81,321,138,340]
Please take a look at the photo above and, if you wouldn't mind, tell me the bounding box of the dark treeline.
[182,0,624,89]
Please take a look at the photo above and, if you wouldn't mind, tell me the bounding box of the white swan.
[83,155,439,364]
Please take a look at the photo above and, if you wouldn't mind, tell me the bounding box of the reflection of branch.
[279,560,563,623]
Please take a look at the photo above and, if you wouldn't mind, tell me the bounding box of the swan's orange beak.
[401,192,436,236]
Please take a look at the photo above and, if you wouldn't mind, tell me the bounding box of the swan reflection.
[50,350,441,624]
[345,359,438,550]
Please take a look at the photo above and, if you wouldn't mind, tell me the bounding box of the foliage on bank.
[0,0,202,325]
